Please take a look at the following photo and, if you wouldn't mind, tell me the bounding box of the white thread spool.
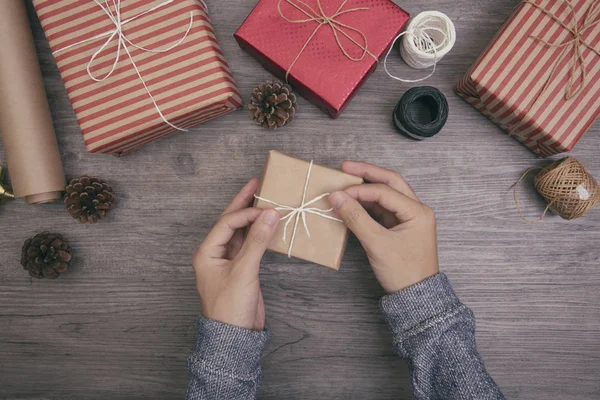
[384,11,456,83]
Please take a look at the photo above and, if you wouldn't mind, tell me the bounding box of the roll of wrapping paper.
[0,1,65,204]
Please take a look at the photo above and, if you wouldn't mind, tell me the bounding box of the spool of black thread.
[393,86,449,140]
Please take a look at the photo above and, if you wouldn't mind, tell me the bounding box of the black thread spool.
[393,86,449,140]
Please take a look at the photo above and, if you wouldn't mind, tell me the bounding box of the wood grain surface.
[1,0,599,399]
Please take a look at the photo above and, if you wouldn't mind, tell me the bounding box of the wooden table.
[1,0,599,399]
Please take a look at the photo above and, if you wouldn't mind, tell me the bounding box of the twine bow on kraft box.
[254,151,363,270]
[455,0,600,157]
[235,0,410,118]
[32,0,242,155]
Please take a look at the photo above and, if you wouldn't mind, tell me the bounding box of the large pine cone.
[21,232,72,279]
[64,176,114,223]
[248,80,298,129]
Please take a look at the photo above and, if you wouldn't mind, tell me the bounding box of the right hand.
[328,162,439,294]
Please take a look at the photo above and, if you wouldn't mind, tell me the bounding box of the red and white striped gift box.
[32,0,241,155]
[455,0,600,157]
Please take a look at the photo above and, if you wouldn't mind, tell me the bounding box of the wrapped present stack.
[456,0,600,157]
[235,0,410,118]
[32,0,241,155]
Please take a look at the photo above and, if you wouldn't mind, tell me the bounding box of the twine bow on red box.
[524,0,600,100]
[277,0,377,81]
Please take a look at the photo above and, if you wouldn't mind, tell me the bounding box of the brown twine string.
[277,0,378,82]
[514,157,600,223]
[523,0,600,101]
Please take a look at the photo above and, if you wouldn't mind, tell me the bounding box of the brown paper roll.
[0,1,66,204]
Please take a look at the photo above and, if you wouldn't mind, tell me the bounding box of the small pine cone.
[64,176,114,223]
[21,232,72,279]
[248,80,298,129]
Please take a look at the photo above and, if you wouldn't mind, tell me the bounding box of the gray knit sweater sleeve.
[186,273,503,400]
[381,273,504,400]
[186,317,269,400]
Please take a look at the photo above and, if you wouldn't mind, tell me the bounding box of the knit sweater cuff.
[380,273,463,336]
[189,317,270,379]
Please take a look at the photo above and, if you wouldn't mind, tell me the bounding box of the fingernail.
[262,209,279,226]
[329,192,347,209]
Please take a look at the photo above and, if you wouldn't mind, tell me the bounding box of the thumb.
[329,191,383,246]
[235,209,280,267]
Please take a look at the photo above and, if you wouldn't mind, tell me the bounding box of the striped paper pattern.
[455,0,600,157]
[32,0,241,155]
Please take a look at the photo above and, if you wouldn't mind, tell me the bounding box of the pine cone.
[21,232,72,279]
[64,176,114,223]
[248,80,298,129]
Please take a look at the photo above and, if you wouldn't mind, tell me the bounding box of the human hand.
[328,162,439,293]
[193,178,280,331]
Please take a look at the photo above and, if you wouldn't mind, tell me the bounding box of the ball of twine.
[400,11,456,70]
[383,11,456,83]
[392,86,449,140]
[514,157,600,222]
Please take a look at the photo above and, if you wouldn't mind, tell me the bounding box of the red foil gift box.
[234,0,409,118]
[456,0,600,157]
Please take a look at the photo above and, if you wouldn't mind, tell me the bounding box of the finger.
[344,184,424,223]
[221,178,260,216]
[369,202,399,229]
[328,191,385,245]
[235,209,280,266]
[203,207,264,253]
[358,200,397,227]
[358,199,388,219]
[226,229,245,260]
[341,161,420,201]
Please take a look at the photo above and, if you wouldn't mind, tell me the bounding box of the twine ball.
[400,11,456,70]
[533,157,599,220]
[393,86,449,140]
[383,11,456,83]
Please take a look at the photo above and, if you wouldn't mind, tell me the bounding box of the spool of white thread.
[384,11,456,83]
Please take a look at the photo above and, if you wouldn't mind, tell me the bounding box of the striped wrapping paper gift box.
[455,0,600,157]
[32,0,241,155]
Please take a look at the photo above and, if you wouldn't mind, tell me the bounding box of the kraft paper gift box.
[32,0,241,155]
[254,151,363,270]
[455,0,600,157]
[234,0,409,118]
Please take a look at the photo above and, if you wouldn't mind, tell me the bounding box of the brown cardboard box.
[254,151,363,270]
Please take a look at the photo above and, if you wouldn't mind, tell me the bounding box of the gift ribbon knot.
[277,0,377,81]
[524,0,600,100]
[254,161,343,258]
[53,0,197,132]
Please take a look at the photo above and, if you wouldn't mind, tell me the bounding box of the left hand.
[192,178,280,331]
